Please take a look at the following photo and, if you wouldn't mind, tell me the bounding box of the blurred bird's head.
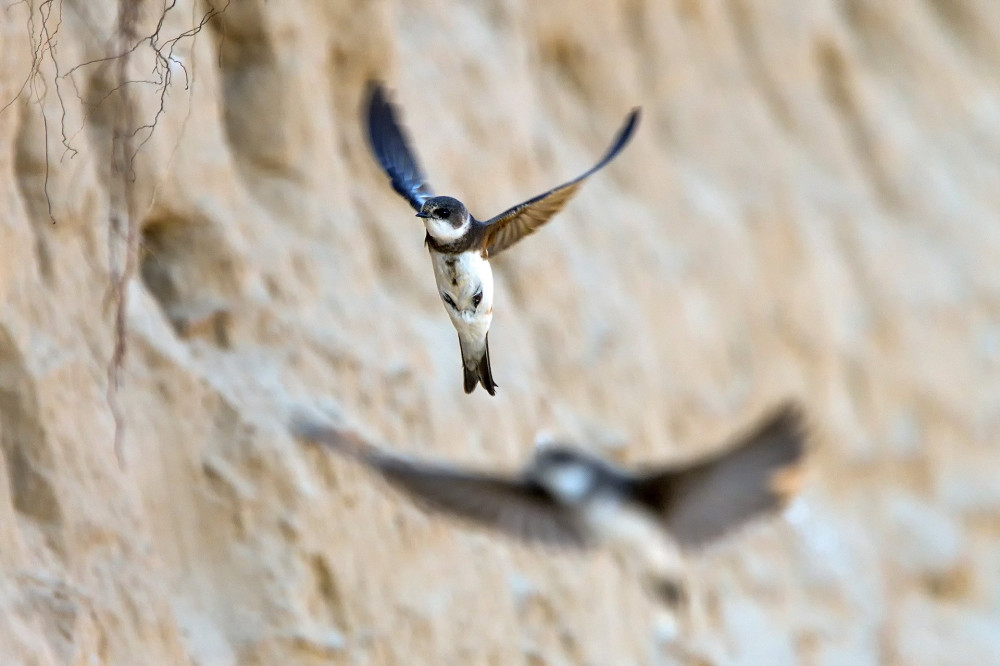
[529,445,610,504]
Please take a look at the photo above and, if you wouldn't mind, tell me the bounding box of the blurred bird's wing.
[479,108,640,257]
[293,419,590,548]
[365,82,435,211]
[370,456,592,547]
[634,402,808,550]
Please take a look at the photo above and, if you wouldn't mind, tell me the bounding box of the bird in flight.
[364,82,640,395]
[294,402,808,605]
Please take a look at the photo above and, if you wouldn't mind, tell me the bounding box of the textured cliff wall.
[1,0,999,664]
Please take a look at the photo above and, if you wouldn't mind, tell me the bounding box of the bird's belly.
[582,498,680,579]
[430,251,495,333]
[584,499,661,549]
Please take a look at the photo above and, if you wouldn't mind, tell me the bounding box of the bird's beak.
[415,211,431,219]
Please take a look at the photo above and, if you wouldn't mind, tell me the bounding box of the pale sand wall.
[0,1,998,663]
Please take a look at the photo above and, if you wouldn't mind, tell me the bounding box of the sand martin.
[293,402,808,604]
[365,82,640,395]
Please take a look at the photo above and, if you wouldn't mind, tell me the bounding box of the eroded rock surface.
[1,1,998,663]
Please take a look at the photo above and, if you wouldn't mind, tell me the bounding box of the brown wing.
[291,418,589,548]
[370,455,591,548]
[479,108,640,257]
[634,402,808,550]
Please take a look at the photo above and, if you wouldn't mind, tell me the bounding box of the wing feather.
[635,402,808,549]
[480,108,640,257]
[293,418,589,548]
[365,82,435,211]
[370,454,590,548]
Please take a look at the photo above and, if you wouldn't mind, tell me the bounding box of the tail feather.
[462,361,478,394]
[459,334,498,396]
[478,335,497,395]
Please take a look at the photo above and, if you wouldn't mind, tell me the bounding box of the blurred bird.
[293,402,809,605]
[364,82,640,395]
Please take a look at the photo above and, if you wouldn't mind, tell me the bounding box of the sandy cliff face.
[1,0,998,663]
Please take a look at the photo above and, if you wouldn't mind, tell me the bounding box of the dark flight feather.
[294,419,589,547]
[365,82,435,212]
[479,108,640,257]
[633,402,807,549]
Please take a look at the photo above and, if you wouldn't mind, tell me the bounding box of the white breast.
[424,216,469,243]
[430,251,495,339]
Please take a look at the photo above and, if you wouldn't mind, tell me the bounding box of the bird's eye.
[472,290,482,308]
[436,208,450,219]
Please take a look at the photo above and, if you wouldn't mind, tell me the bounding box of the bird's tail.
[461,334,497,396]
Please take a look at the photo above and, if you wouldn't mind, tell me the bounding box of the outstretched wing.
[293,419,590,548]
[371,456,591,548]
[634,402,808,550]
[365,82,435,211]
[479,108,640,257]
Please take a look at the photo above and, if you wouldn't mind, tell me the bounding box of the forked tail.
[461,334,497,396]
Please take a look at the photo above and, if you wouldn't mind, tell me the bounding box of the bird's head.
[530,445,603,504]
[417,196,470,242]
